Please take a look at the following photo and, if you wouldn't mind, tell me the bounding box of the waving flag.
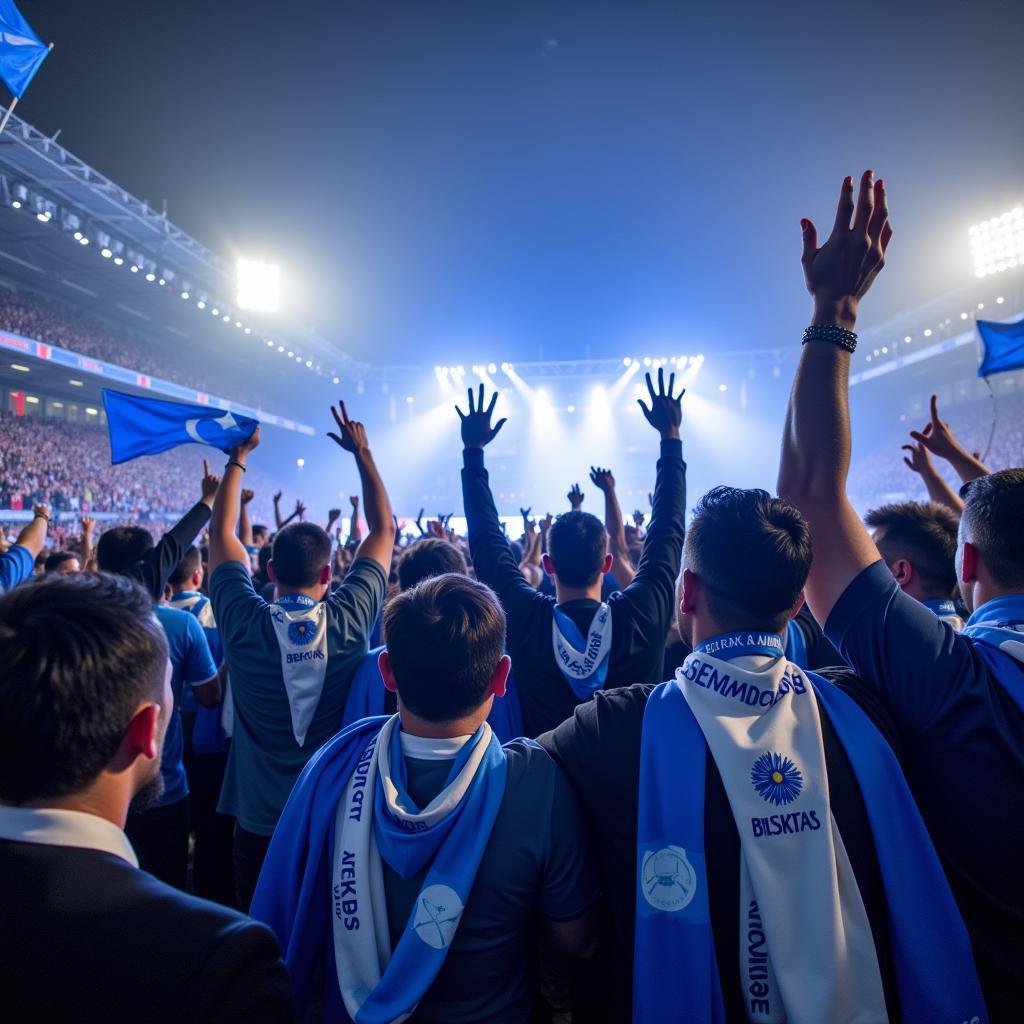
[0,0,50,98]
[102,389,259,465]
[977,317,1024,378]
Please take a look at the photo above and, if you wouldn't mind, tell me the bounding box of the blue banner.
[0,0,49,98]
[103,388,259,464]
[977,317,1024,377]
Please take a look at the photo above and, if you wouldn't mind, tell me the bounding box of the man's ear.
[192,568,203,589]
[541,552,555,578]
[378,649,398,693]
[120,702,162,764]
[890,558,914,590]
[788,589,806,623]
[489,654,511,698]
[319,564,331,586]
[961,541,978,584]
[680,568,700,617]
[600,552,614,576]
[267,559,278,582]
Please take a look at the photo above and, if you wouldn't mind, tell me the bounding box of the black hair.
[270,521,331,589]
[684,486,812,632]
[96,525,154,574]
[864,501,959,597]
[44,551,79,573]
[383,573,506,721]
[397,538,468,592]
[167,545,202,589]
[0,572,168,803]
[252,524,268,540]
[960,469,1024,589]
[547,511,608,587]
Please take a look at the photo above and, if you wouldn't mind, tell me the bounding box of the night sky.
[16,1,1024,368]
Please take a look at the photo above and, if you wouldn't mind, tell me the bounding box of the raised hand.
[589,466,615,492]
[327,508,342,523]
[456,384,507,449]
[231,424,261,459]
[200,459,221,501]
[80,515,96,535]
[520,506,532,520]
[901,440,934,476]
[637,367,683,439]
[295,500,306,520]
[540,512,553,533]
[273,490,282,504]
[633,509,646,528]
[240,488,255,505]
[349,495,360,509]
[328,400,370,454]
[800,170,892,330]
[567,483,584,510]
[909,395,968,464]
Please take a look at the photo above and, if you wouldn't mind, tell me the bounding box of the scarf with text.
[552,603,613,700]
[268,593,329,746]
[921,598,965,631]
[962,595,1024,713]
[634,632,986,1024]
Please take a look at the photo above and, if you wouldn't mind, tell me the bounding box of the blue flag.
[103,389,259,465]
[0,0,50,98]
[977,317,1024,378]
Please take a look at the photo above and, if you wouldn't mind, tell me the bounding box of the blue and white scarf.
[921,598,965,631]
[552,603,613,700]
[634,632,987,1024]
[268,593,329,746]
[251,715,507,1023]
[962,595,1024,713]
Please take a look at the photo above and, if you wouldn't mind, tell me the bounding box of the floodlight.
[237,259,281,312]
[970,206,1024,277]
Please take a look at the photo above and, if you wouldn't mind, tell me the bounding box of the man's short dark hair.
[961,469,1024,589]
[0,572,168,803]
[44,551,79,573]
[271,522,331,589]
[96,526,154,574]
[397,538,468,592]
[547,511,608,588]
[168,545,202,589]
[684,486,812,632]
[864,501,959,598]
[253,524,268,541]
[383,574,506,721]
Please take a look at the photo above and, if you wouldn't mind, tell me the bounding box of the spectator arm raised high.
[590,466,636,588]
[902,441,964,514]
[777,171,893,622]
[210,434,261,574]
[347,495,363,544]
[909,394,991,485]
[0,505,49,591]
[328,402,395,574]
[238,489,255,548]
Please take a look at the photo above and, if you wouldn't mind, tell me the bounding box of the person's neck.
[22,780,130,831]
[554,581,603,604]
[398,701,491,739]
[971,583,1024,616]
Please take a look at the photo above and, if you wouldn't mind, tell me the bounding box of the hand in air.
[637,368,683,439]
[240,489,255,505]
[800,170,892,329]
[567,483,584,510]
[901,440,934,476]
[589,467,615,493]
[328,401,370,454]
[200,459,221,499]
[456,384,507,449]
[909,395,968,464]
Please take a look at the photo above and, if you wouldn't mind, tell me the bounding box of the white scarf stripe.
[268,600,329,746]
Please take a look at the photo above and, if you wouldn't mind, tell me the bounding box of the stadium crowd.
[1,172,1021,1024]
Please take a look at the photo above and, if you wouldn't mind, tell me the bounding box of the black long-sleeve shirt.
[462,438,686,737]
[126,502,212,600]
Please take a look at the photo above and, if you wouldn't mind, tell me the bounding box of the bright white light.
[222,314,230,322]
[113,256,124,265]
[85,407,98,415]
[643,357,652,366]
[79,237,89,246]
[145,272,156,282]
[212,308,219,316]
[405,395,415,404]
[197,300,206,309]
[244,327,251,334]
[277,345,285,352]
[970,206,1024,277]
[333,376,340,384]
[73,231,82,240]
[923,329,933,337]
[622,357,631,367]
[718,383,728,392]
[960,312,968,320]
[11,200,20,208]
[997,296,1005,304]
[130,265,139,273]
[305,359,313,367]
[267,340,274,347]
[181,291,190,299]
[69,379,84,386]
[567,404,576,413]
[25,395,39,404]
[904,335,912,342]
[296,458,305,468]
[488,362,497,374]
[237,259,281,312]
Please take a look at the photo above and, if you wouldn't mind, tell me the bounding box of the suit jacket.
[0,839,295,1023]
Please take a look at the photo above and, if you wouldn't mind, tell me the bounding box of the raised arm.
[210,432,261,573]
[347,495,363,544]
[328,401,396,574]
[910,394,990,485]
[902,441,964,514]
[14,504,50,560]
[272,490,284,530]
[238,489,255,547]
[777,171,894,622]
[80,516,97,571]
[589,466,636,588]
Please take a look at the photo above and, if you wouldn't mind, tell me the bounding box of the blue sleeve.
[183,613,218,686]
[325,557,387,641]
[0,545,34,592]
[209,561,267,648]
[824,560,984,737]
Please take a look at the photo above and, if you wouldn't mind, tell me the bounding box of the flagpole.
[0,42,54,140]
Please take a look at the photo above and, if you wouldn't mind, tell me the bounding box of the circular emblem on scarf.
[413,884,464,950]
[641,846,697,912]
[751,752,803,806]
[287,620,317,646]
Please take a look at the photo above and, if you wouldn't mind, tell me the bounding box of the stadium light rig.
[237,259,281,312]
[970,206,1024,277]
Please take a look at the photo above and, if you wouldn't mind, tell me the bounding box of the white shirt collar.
[399,732,473,761]
[0,805,138,867]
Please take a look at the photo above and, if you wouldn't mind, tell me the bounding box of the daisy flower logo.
[751,752,803,806]
[287,620,317,646]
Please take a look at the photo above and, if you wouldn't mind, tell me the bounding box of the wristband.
[226,459,247,473]
[33,510,50,523]
[802,323,858,353]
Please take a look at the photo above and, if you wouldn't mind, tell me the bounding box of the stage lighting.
[904,335,911,343]
[237,259,281,312]
[296,458,305,468]
[181,291,190,299]
[718,384,728,392]
[101,248,113,259]
[622,357,631,367]
[333,376,340,384]
[488,362,497,374]
[923,329,932,337]
[970,206,1024,277]
[145,272,156,282]
[197,300,206,309]
[997,296,1005,304]
[567,404,575,413]
[643,357,652,366]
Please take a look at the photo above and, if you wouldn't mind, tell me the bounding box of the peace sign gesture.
[456,384,507,449]
[328,400,370,454]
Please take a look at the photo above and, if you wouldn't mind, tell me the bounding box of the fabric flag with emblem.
[102,389,259,464]
[976,316,1024,378]
[0,0,50,98]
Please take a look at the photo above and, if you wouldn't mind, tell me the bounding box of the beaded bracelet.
[226,459,247,473]
[802,323,858,353]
